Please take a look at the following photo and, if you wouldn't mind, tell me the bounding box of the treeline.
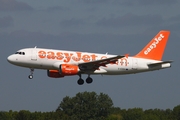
[1,92,180,120]
[1,107,180,120]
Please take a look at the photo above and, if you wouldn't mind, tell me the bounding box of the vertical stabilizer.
[135,30,170,60]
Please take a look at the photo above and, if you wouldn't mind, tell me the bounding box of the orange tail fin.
[135,30,170,60]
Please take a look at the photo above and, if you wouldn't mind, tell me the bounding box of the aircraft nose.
[7,55,15,63]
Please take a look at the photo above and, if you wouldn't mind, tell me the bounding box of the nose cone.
[7,55,15,63]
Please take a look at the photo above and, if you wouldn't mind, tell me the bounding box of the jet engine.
[47,70,64,78]
[47,64,79,78]
[59,64,79,75]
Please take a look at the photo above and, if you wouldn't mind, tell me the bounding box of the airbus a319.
[7,30,172,85]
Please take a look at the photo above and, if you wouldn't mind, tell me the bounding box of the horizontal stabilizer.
[147,60,173,67]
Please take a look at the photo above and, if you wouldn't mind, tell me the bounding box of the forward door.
[31,48,37,61]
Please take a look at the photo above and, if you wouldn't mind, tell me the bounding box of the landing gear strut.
[28,68,34,79]
[77,74,84,85]
[77,74,93,85]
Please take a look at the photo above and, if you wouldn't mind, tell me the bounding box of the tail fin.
[135,30,170,60]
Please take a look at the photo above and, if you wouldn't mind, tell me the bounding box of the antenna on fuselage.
[34,46,37,48]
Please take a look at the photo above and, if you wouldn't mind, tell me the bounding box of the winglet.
[135,30,170,60]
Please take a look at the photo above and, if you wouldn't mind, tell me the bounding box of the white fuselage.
[7,48,171,75]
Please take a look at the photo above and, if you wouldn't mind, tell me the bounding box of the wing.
[78,55,124,72]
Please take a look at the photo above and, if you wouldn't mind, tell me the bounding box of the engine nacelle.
[59,64,79,75]
[47,70,64,78]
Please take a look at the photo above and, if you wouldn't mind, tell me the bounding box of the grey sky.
[0,0,180,112]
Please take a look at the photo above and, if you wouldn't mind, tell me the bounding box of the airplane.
[7,30,172,85]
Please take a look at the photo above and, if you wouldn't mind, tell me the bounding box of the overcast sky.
[0,0,180,112]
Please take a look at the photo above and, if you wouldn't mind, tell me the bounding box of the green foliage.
[106,114,122,120]
[0,92,180,120]
[144,108,173,120]
[173,105,180,120]
[122,108,144,120]
[15,110,31,120]
[110,106,177,120]
[56,91,113,120]
[0,111,12,120]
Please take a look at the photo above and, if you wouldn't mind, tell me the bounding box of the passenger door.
[31,48,37,61]
[132,58,138,70]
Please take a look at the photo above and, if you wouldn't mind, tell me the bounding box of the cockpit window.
[15,52,25,55]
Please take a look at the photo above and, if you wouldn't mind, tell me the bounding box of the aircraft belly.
[100,64,134,75]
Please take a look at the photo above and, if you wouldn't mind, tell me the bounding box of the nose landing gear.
[28,68,34,79]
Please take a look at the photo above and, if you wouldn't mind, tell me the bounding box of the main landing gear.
[28,68,34,79]
[77,74,93,85]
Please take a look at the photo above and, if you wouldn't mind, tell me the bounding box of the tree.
[122,108,144,120]
[15,110,31,120]
[56,91,113,120]
[173,105,180,120]
[0,111,12,120]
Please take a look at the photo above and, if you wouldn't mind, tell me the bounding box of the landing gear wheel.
[77,79,84,85]
[28,75,33,79]
[86,77,93,84]
[29,68,34,79]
